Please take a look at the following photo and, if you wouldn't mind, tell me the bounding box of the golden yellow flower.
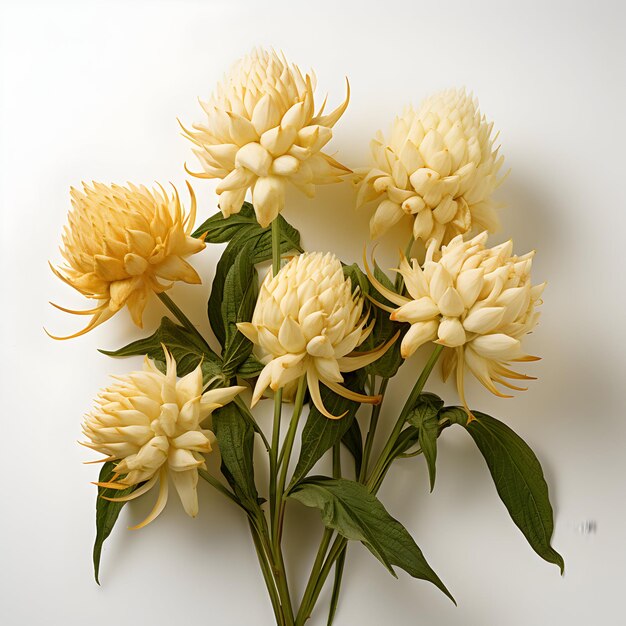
[355,89,505,246]
[367,233,544,411]
[237,252,396,418]
[83,349,244,528]
[182,48,351,227]
[49,182,205,338]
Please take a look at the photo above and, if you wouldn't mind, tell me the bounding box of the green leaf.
[220,241,259,378]
[448,409,564,573]
[212,402,259,512]
[289,377,362,488]
[207,229,260,347]
[93,462,137,584]
[407,393,444,491]
[192,203,258,242]
[289,477,454,602]
[237,353,265,379]
[99,316,222,381]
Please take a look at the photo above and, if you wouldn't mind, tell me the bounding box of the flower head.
[355,89,505,246]
[83,349,244,528]
[49,182,205,338]
[367,233,544,411]
[237,252,395,418]
[183,48,350,227]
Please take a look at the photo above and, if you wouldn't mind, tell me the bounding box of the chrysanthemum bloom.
[83,349,244,528]
[367,233,544,410]
[49,182,205,338]
[182,48,351,228]
[237,252,396,418]
[355,89,505,246]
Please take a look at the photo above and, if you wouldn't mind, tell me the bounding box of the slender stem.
[302,535,347,621]
[332,442,342,479]
[299,345,445,619]
[235,395,271,452]
[248,518,285,626]
[296,439,342,624]
[272,217,282,276]
[295,528,334,626]
[157,291,209,347]
[366,344,443,490]
[198,468,241,507]
[269,388,283,530]
[274,376,307,541]
[358,377,388,482]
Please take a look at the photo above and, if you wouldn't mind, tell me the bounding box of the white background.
[1,1,625,624]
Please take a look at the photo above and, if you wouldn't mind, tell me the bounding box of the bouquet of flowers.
[49,49,563,625]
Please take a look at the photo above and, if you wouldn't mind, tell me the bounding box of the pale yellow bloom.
[237,252,396,418]
[183,48,351,227]
[355,89,505,246]
[367,233,544,410]
[83,349,244,528]
[49,182,205,338]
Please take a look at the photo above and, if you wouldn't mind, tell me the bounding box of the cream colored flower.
[83,349,244,528]
[182,48,350,227]
[367,233,544,411]
[237,252,396,418]
[355,89,505,246]
[49,182,205,338]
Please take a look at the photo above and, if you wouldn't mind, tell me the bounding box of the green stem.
[248,518,285,626]
[332,442,342,479]
[272,217,282,276]
[298,345,444,620]
[366,344,443,490]
[296,439,343,625]
[296,528,334,626]
[358,377,389,482]
[197,468,241,508]
[274,376,307,542]
[157,291,209,348]
[269,388,283,530]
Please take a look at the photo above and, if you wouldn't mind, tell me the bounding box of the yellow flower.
[83,349,244,528]
[367,233,544,410]
[355,89,505,246]
[182,48,351,227]
[49,182,205,338]
[237,252,396,418]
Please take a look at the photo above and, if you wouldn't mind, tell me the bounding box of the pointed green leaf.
[447,409,564,573]
[220,241,259,378]
[289,377,362,488]
[289,477,454,602]
[407,393,444,491]
[99,316,222,381]
[237,353,264,379]
[93,462,138,584]
[212,402,259,512]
